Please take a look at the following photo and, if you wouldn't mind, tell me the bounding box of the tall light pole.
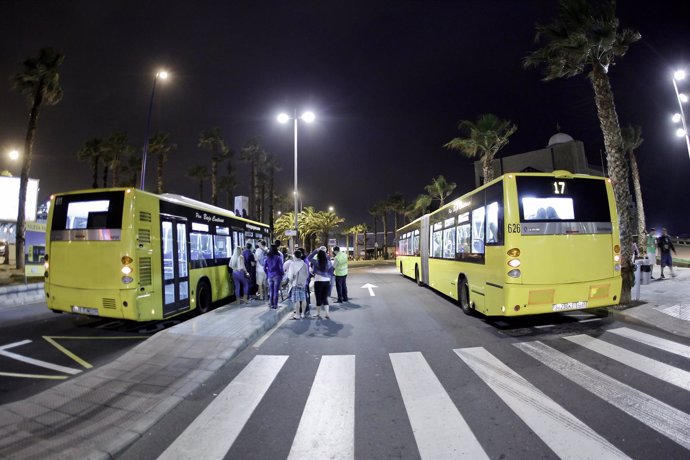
[672,69,690,160]
[277,110,315,251]
[140,70,169,190]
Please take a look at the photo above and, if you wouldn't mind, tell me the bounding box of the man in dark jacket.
[242,243,257,297]
[656,228,677,278]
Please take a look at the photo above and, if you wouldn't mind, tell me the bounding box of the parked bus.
[44,188,270,321]
[396,171,622,316]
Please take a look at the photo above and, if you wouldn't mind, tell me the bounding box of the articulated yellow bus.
[44,188,269,321]
[396,171,622,316]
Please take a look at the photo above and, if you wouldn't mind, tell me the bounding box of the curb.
[608,306,689,339]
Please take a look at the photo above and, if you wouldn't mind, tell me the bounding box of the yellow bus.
[44,188,270,321]
[396,171,622,316]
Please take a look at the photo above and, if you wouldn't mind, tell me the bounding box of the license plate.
[71,306,99,316]
[552,301,587,312]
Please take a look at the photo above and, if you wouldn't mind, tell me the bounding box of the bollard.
[632,259,642,301]
[640,256,652,285]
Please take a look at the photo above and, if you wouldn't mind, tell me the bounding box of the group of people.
[644,227,677,279]
[228,240,349,319]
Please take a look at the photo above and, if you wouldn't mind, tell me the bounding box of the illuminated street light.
[140,69,170,190]
[8,149,19,161]
[672,68,690,160]
[328,206,334,212]
[673,113,682,123]
[277,110,316,251]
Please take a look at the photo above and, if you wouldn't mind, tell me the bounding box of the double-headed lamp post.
[140,70,169,190]
[672,70,690,161]
[277,110,315,251]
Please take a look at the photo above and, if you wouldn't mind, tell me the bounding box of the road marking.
[158,355,288,460]
[360,283,377,296]
[0,340,82,375]
[534,324,555,329]
[0,371,68,380]
[43,336,93,369]
[564,334,690,391]
[516,341,690,449]
[455,347,629,459]
[607,327,690,358]
[253,313,292,348]
[577,318,602,323]
[389,351,488,459]
[288,355,356,460]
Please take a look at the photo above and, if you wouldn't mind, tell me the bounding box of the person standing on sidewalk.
[287,249,309,319]
[309,247,333,319]
[229,246,250,304]
[242,243,257,299]
[255,240,267,300]
[264,244,285,309]
[645,228,657,279]
[657,228,677,278]
[333,246,349,303]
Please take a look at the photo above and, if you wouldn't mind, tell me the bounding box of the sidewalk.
[0,299,294,460]
[610,266,690,339]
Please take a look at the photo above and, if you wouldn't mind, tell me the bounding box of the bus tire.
[196,281,212,315]
[458,277,473,315]
[400,262,403,275]
[415,265,422,286]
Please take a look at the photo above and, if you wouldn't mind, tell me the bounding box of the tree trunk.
[373,216,378,259]
[629,150,646,255]
[354,231,359,260]
[211,157,218,206]
[482,155,494,184]
[157,156,164,194]
[382,212,388,258]
[91,157,99,188]
[102,164,109,188]
[268,167,275,230]
[111,155,119,187]
[16,85,44,270]
[590,65,634,304]
[249,159,256,218]
[259,182,265,222]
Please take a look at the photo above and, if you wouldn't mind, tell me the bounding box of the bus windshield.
[51,191,125,231]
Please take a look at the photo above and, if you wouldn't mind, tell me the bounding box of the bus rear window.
[516,177,610,223]
[51,192,124,230]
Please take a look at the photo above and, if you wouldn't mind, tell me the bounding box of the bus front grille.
[138,229,151,244]
[139,257,152,286]
[102,298,117,309]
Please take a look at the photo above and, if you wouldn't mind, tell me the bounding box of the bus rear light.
[613,245,620,254]
[507,248,520,257]
[507,259,521,268]
[613,255,621,263]
[121,266,133,275]
[121,256,134,264]
[122,276,134,284]
[507,269,521,278]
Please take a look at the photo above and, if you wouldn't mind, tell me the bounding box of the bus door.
[420,215,430,285]
[161,215,190,316]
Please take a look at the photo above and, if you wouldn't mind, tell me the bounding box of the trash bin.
[639,257,652,285]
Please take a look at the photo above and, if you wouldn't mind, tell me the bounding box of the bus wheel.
[400,262,403,274]
[415,266,422,286]
[196,281,212,315]
[459,277,473,315]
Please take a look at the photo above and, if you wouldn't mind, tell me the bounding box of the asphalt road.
[0,302,190,404]
[119,265,690,460]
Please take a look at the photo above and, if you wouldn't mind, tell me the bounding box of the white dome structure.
[548,132,574,146]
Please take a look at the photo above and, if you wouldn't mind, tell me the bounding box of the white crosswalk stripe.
[607,327,690,358]
[564,334,690,390]
[515,340,690,450]
[158,355,288,460]
[389,351,488,459]
[288,355,356,460]
[455,347,630,459]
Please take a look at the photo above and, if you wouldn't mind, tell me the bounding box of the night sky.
[1,1,689,235]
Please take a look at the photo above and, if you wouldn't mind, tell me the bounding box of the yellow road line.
[0,371,68,380]
[42,336,93,369]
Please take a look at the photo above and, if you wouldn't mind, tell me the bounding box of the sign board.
[328,239,336,246]
[0,176,39,222]
[285,229,298,236]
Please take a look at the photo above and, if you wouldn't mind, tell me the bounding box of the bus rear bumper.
[487,277,622,316]
[44,284,139,320]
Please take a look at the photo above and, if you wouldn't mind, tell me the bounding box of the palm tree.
[273,212,295,245]
[369,203,383,259]
[622,125,646,252]
[387,193,406,230]
[444,113,517,184]
[218,173,238,210]
[147,132,177,194]
[198,127,231,206]
[12,47,64,269]
[119,152,142,188]
[77,138,104,188]
[353,223,368,260]
[104,132,133,187]
[424,175,457,208]
[240,138,264,219]
[264,154,281,230]
[314,210,345,245]
[524,0,640,303]
[406,194,432,221]
[186,164,209,200]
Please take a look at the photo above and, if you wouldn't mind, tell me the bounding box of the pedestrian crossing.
[158,327,690,459]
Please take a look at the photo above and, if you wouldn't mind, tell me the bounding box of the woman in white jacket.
[287,249,309,319]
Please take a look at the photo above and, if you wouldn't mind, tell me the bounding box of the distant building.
[474,131,604,187]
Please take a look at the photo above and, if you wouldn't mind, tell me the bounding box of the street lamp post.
[140,70,169,190]
[278,110,315,251]
[672,70,690,161]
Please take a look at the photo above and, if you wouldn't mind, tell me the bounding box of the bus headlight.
[507,269,521,278]
[507,259,521,268]
[121,265,133,275]
[613,254,621,262]
[121,276,134,284]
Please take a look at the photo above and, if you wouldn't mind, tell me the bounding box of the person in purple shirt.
[264,244,285,309]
